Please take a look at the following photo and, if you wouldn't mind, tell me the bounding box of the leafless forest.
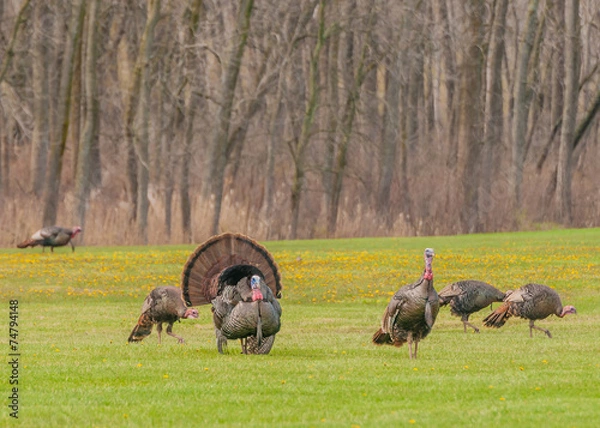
[0,0,599,246]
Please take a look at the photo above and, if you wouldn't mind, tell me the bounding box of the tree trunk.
[30,1,51,197]
[0,0,31,85]
[377,50,400,226]
[327,0,374,237]
[457,0,485,233]
[204,0,254,236]
[74,0,100,232]
[290,0,326,239]
[549,0,565,132]
[510,0,539,216]
[136,0,161,244]
[435,0,457,137]
[555,0,580,225]
[42,0,86,226]
[179,0,203,242]
[263,1,318,239]
[481,0,508,228]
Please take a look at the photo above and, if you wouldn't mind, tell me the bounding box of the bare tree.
[30,1,50,197]
[481,0,509,228]
[135,0,161,243]
[74,0,100,231]
[555,0,580,224]
[0,0,31,85]
[457,0,485,233]
[263,1,319,239]
[204,0,254,236]
[42,0,86,226]
[289,0,327,239]
[510,0,539,216]
[326,0,375,237]
[179,0,204,242]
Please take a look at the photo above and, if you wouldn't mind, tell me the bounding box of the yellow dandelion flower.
[163,374,169,379]
[500,397,505,401]
[409,419,416,424]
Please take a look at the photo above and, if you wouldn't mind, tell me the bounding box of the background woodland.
[0,0,599,246]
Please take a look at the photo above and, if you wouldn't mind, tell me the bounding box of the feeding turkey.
[17,226,82,252]
[372,248,439,359]
[482,283,576,338]
[128,286,199,344]
[181,233,282,355]
[438,280,509,333]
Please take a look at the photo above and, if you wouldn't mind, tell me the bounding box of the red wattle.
[252,289,264,301]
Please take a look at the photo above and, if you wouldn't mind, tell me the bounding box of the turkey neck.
[423,256,433,281]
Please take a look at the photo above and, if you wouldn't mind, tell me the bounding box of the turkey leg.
[407,333,416,359]
[529,320,552,338]
[166,323,185,343]
[156,323,163,344]
[462,315,480,333]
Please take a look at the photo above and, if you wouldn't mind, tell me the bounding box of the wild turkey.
[17,226,82,252]
[181,233,283,355]
[438,280,509,333]
[372,248,439,359]
[482,283,576,338]
[128,286,199,344]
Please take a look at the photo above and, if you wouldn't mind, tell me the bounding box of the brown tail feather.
[483,304,511,328]
[372,328,392,345]
[128,314,154,342]
[181,233,282,306]
[17,240,34,248]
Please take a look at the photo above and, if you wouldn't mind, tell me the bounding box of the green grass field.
[1,228,599,427]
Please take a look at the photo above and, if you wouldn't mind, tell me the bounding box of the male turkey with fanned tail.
[438,280,509,333]
[17,226,82,252]
[128,286,199,344]
[181,233,283,355]
[373,248,439,359]
[483,283,576,338]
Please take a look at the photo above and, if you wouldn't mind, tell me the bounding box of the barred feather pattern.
[438,280,508,332]
[128,286,198,344]
[373,248,439,359]
[483,283,576,338]
[182,233,283,354]
[212,278,282,354]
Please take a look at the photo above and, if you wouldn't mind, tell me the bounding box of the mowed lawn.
[1,228,599,427]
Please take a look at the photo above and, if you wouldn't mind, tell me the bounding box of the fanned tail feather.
[128,314,154,342]
[483,304,511,328]
[17,240,34,248]
[181,233,282,306]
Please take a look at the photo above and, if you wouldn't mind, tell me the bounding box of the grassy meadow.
[1,228,599,427]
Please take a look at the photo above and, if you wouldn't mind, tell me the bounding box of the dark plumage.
[128,286,199,344]
[212,273,282,354]
[17,226,82,252]
[180,233,283,354]
[373,248,439,359]
[483,283,576,338]
[438,280,508,333]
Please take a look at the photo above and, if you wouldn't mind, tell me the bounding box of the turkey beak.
[186,308,199,319]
